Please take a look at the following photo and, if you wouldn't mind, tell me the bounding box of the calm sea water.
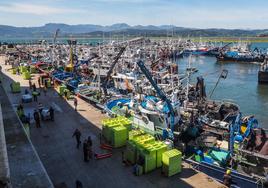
[177,43,268,128]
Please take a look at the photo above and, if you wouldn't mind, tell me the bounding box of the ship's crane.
[102,46,126,97]
[136,60,176,132]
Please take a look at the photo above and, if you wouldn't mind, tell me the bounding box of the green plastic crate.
[57,84,66,95]
[111,126,127,148]
[126,140,137,164]
[143,151,157,173]
[126,148,136,164]
[20,66,27,73]
[23,71,31,80]
[162,149,182,176]
[11,68,16,74]
[154,144,167,168]
[162,164,181,177]
[63,89,71,99]
[129,130,144,140]
[11,82,21,93]
[102,122,121,143]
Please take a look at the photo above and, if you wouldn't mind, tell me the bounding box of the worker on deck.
[223,169,235,187]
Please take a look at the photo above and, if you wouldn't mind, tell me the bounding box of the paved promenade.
[0,55,224,188]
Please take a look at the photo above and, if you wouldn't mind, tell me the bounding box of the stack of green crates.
[101,116,133,148]
[102,120,120,143]
[11,68,16,74]
[20,66,27,73]
[151,141,167,168]
[63,89,71,99]
[23,71,31,80]
[124,129,171,174]
[162,149,182,177]
[57,84,66,96]
[11,82,21,93]
[128,129,145,141]
[125,140,136,164]
[143,145,157,173]
[111,126,127,148]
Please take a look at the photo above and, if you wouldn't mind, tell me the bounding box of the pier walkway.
[0,55,224,188]
[0,80,53,187]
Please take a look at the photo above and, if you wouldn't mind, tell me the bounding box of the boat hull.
[258,70,268,83]
[185,158,263,188]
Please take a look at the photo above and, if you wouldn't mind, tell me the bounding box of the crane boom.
[102,46,126,96]
[136,60,175,131]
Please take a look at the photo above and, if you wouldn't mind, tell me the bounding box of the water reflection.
[177,53,268,127]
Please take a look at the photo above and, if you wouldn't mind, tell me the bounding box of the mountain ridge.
[0,23,267,38]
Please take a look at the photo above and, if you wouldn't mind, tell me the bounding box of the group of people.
[33,105,54,128]
[72,129,93,162]
[29,76,50,102]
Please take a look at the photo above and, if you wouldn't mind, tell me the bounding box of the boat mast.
[185,54,191,108]
[98,44,101,91]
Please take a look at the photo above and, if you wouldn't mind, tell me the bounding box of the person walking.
[29,79,32,90]
[87,136,93,159]
[32,83,36,92]
[75,180,83,188]
[72,129,81,149]
[83,139,89,162]
[43,86,47,96]
[33,110,41,128]
[33,91,38,102]
[38,77,41,88]
[44,79,48,89]
[74,97,78,111]
[49,106,54,121]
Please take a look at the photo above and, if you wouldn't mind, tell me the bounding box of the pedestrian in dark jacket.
[74,97,78,111]
[32,83,36,92]
[75,180,83,188]
[38,77,41,88]
[33,110,41,128]
[72,129,81,149]
[83,139,89,162]
[49,106,54,121]
[87,136,93,158]
[29,79,32,90]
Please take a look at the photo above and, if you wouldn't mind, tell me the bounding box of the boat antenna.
[209,69,228,98]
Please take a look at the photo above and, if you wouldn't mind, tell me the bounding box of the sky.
[0,0,268,29]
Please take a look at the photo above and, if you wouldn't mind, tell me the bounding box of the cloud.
[93,0,161,4]
[0,3,83,15]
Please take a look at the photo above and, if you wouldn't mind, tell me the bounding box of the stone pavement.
[0,83,53,187]
[0,55,224,188]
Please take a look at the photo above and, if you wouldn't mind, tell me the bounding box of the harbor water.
[177,43,268,128]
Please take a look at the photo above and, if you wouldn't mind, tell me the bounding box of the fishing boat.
[217,51,265,63]
[217,42,266,63]
[258,59,268,83]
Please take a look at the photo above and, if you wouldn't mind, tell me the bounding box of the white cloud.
[0,3,83,15]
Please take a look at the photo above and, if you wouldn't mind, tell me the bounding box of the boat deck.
[0,55,224,188]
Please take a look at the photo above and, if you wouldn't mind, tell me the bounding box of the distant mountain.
[0,23,267,38]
